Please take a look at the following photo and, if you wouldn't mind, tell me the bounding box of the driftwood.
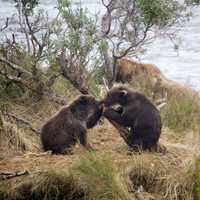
[0,170,29,180]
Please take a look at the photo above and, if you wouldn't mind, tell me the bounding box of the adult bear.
[101,85,162,151]
[116,57,163,83]
[41,95,103,154]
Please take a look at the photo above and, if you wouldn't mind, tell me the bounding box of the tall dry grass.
[161,92,200,133]
[193,159,200,200]
[0,120,40,159]
[124,153,195,200]
[0,154,131,200]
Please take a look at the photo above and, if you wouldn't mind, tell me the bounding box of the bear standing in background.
[101,85,162,151]
[41,95,103,154]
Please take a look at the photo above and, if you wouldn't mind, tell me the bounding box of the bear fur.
[41,95,103,154]
[102,85,162,151]
[116,57,163,83]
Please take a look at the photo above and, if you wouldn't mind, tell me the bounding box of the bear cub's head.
[71,95,102,120]
[101,86,137,107]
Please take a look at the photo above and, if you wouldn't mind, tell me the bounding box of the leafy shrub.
[136,0,182,27]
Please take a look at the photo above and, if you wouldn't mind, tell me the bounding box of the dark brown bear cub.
[41,95,103,154]
[102,86,162,151]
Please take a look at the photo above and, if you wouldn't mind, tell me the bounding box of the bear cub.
[41,95,103,154]
[102,86,162,151]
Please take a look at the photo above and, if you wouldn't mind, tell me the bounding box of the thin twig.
[0,17,9,32]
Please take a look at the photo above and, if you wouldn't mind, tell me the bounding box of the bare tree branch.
[0,57,32,77]
[100,0,159,85]
[114,24,152,59]
[0,18,9,32]
[24,14,44,60]
[59,50,90,95]
[17,1,31,53]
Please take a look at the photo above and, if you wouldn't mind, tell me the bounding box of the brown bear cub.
[101,86,162,151]
[41,95,103,154]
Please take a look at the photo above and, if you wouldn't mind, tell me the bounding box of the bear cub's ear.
[119,90,128,98]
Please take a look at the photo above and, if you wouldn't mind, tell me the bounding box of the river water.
[0,0,200,91]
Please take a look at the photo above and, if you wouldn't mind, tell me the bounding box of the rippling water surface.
[0,0,200,91]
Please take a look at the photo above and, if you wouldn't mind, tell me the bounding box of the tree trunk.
[102,49,113,88]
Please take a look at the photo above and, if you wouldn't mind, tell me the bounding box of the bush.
[136,0,182,27]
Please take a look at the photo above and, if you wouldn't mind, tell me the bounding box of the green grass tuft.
[73,153,130,200]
